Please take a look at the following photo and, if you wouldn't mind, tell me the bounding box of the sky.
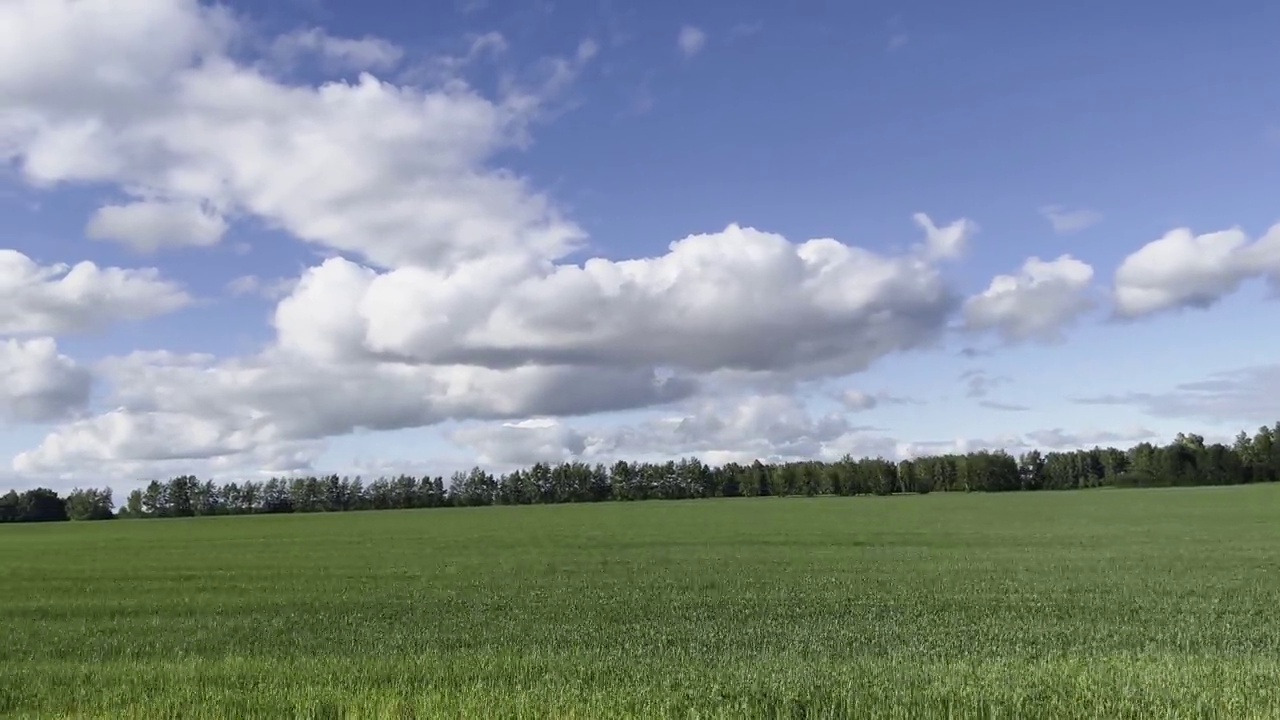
[1,0,1279,491]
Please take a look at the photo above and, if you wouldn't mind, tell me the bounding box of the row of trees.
[3,424,1279,522]
[0,487,114,523]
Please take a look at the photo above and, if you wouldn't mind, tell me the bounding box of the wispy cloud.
[270,27,405,73]
[630,81,655,115]
[614,72,656,118]
[1073,365,1280,424]
[728,21,763,40]
[1027,427,1155,449]
[960,369,1011,398]
[1039,205,1103,235]
[980,400,1031,412]
[678,25,707,58]
[840,390,922,412]
[225,275,297,300]
[886,13,908,52]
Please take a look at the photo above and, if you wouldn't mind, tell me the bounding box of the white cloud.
[272,217,970,375]
[0,0,984,477]
[1,1,588,272]
[452,418,590,466]
[964,254,1095,342]
[86,199,227,252]
[225,275,262,297]
[677,25,707,57]
[3,0,1243,490]
[1113,223,1280,318]
[840,390,878,411]
[225,274,295,300]
[576,38,599,63]
[270,27,404,73]
[14,409,324,483]
[0,338,90,424]
[915,212,974,261]
[1039,205,1102,235]
[14,350,696,475]
[0,0,234,117]
[415,31,510,82]
[448,395,1165,471]
[0,249,189,334]
[452,393,862,468]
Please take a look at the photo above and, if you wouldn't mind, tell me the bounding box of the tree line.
[2,424,1279,522]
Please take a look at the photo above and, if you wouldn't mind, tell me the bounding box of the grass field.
[3,486,1280,718]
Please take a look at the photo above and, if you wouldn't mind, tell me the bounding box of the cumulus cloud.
[86,199,227,252]
[15,351,695,474]
[0,0,235,118]
[448,395,1162,470]
[1,0,983,476]
[0,338,90,423]
[452,394,868,468]
[15,412,324,482]
[0,0,587,271]
[273,218,970,375]
[0,249,189,334]
[963,255,1095,342]
[452,418,590,466]
[677,25,707,57]
[1113,223,1280,318]
[1039,205,1102,235]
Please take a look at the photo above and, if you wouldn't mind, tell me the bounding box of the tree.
[120,489,145,519]
[17,488,70,523]
[6,418,1280,523]
[1018,450,1046,491]
[65,487,115,521]
[0,490,20,522]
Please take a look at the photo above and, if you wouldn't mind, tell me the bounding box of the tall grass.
[3,486,1279,718]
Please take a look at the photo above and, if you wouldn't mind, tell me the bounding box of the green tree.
[0,490,20,522]
[17,488,69,523]
[65,488,115,521]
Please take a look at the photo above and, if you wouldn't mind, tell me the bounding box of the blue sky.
[1,0,1278,489]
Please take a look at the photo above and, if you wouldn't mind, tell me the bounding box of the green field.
[3,486,1280,719]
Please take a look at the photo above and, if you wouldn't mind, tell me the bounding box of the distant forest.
[3,423,1279,523]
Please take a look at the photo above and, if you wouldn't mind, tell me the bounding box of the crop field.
[2,486,1280,719]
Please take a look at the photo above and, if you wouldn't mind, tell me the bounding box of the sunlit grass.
[3,486,1279,718]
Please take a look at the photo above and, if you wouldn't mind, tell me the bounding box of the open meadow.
[3,486,1280,718]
